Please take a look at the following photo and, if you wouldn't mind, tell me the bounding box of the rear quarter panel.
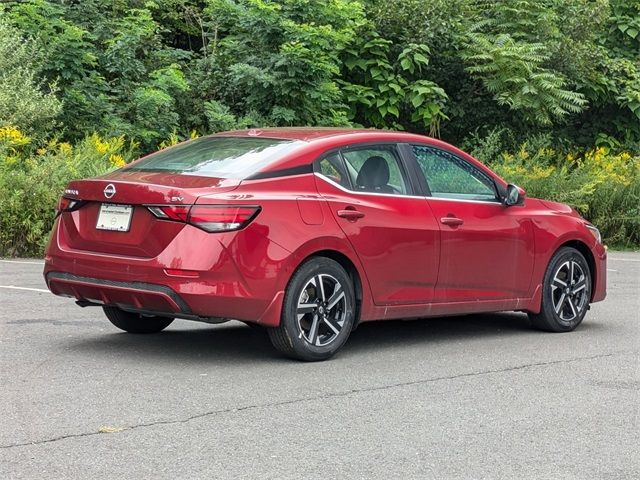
[197,173,376,320]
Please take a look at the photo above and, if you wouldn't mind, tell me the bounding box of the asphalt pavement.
[0,252,638,479]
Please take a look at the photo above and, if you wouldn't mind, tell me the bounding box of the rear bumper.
[46,272,192,316]
[43,218,290,326]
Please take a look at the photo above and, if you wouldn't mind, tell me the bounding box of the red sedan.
[44,128,607,360]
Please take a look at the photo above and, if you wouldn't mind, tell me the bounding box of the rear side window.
[341,146,409,195]
[125,136,304,178]
[318,153,350,188]
[412,145,498,201]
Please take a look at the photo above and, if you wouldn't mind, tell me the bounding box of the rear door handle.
[440,216,464,226]
[337,209,365,220]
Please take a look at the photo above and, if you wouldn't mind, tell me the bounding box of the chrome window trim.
[425,196,504,206]
[410,144,502,202]
[314,172,504,205]
[313,173,425,200]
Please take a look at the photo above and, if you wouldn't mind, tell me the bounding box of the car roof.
[212,127,440,173]
[215,127,431,143]
[210,127,506,188]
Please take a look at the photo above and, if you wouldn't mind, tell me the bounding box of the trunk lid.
[59,172,240,257]
[66,170,240,204]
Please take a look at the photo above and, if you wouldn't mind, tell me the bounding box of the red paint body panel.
[44,128,606,327]
[425,198,535,302]
[315,175,440,305]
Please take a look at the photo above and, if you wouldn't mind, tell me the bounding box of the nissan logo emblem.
[104,184,116,199]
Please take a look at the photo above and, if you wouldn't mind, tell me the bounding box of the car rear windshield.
[124,136,304,178]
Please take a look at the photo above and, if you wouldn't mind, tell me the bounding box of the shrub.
[489,145,640,247]
[0,128,135,256]
[0,21,61,137]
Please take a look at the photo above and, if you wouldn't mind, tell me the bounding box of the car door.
[410,144,534,303]
[314,144,440,305]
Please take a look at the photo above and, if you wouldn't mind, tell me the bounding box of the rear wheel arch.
[295,250,363,326]
[269,255,357,360]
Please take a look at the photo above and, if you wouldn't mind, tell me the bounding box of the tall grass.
[0,127,135,256]
[488,145,640,248]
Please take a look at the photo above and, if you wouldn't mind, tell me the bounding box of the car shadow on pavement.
[346,312,533,352]
[68,322,280,365]
[65,311,552,364]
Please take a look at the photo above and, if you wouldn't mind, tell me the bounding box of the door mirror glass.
[505,184,525,206]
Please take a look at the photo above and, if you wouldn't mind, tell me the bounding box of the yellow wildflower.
[58,142,72,155]
[91,134,110,155]
[159,132,180,150]
[109,154,126,168]
[0,125,30,146]
[517,145,530,160]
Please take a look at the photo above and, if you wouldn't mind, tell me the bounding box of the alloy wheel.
[296,274,347,347]
[550,260,589,323]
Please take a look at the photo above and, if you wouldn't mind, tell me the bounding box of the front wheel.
[268,257,356,361]
[529,247,592,332]
[103,306,174,334]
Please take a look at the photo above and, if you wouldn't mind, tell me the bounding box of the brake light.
[146,205,190,222]
[146,205,260,232]
[188,205,261,232]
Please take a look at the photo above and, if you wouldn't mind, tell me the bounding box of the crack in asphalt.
[0,351,624,451]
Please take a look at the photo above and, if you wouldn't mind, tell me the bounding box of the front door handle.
[337,208,365,220]
[440,216,464,226]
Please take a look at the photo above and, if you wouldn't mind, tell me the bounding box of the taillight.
[56,197,83,216]
[146,205,260,232]
[188,205,260,232]
[146,205,190,222]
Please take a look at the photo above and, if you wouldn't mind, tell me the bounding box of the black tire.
[268,257,356,361]
[529,247,592,332]
[103,306,174,334]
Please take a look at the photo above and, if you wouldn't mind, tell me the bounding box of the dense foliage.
[0,0,639,254]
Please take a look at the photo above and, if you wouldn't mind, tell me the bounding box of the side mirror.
[504,184,525,206]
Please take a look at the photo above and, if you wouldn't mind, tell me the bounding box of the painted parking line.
[608,257,640,262]
[0,285,49,293]
[607,269,618,272]
[0,260,45,265]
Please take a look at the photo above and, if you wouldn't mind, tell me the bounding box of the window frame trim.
[313,142,417,197]
[407,143,503,203]
[316,151,354,190]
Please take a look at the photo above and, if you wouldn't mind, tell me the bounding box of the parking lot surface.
[0,253,638,479]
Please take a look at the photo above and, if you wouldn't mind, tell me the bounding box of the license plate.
[96,204,133,232]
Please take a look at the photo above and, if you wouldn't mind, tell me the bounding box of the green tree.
[200,0,366,126]
[341,36,448,136]
[4,0,192,150]
[461,33,587,125]
[0,21,61,136]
